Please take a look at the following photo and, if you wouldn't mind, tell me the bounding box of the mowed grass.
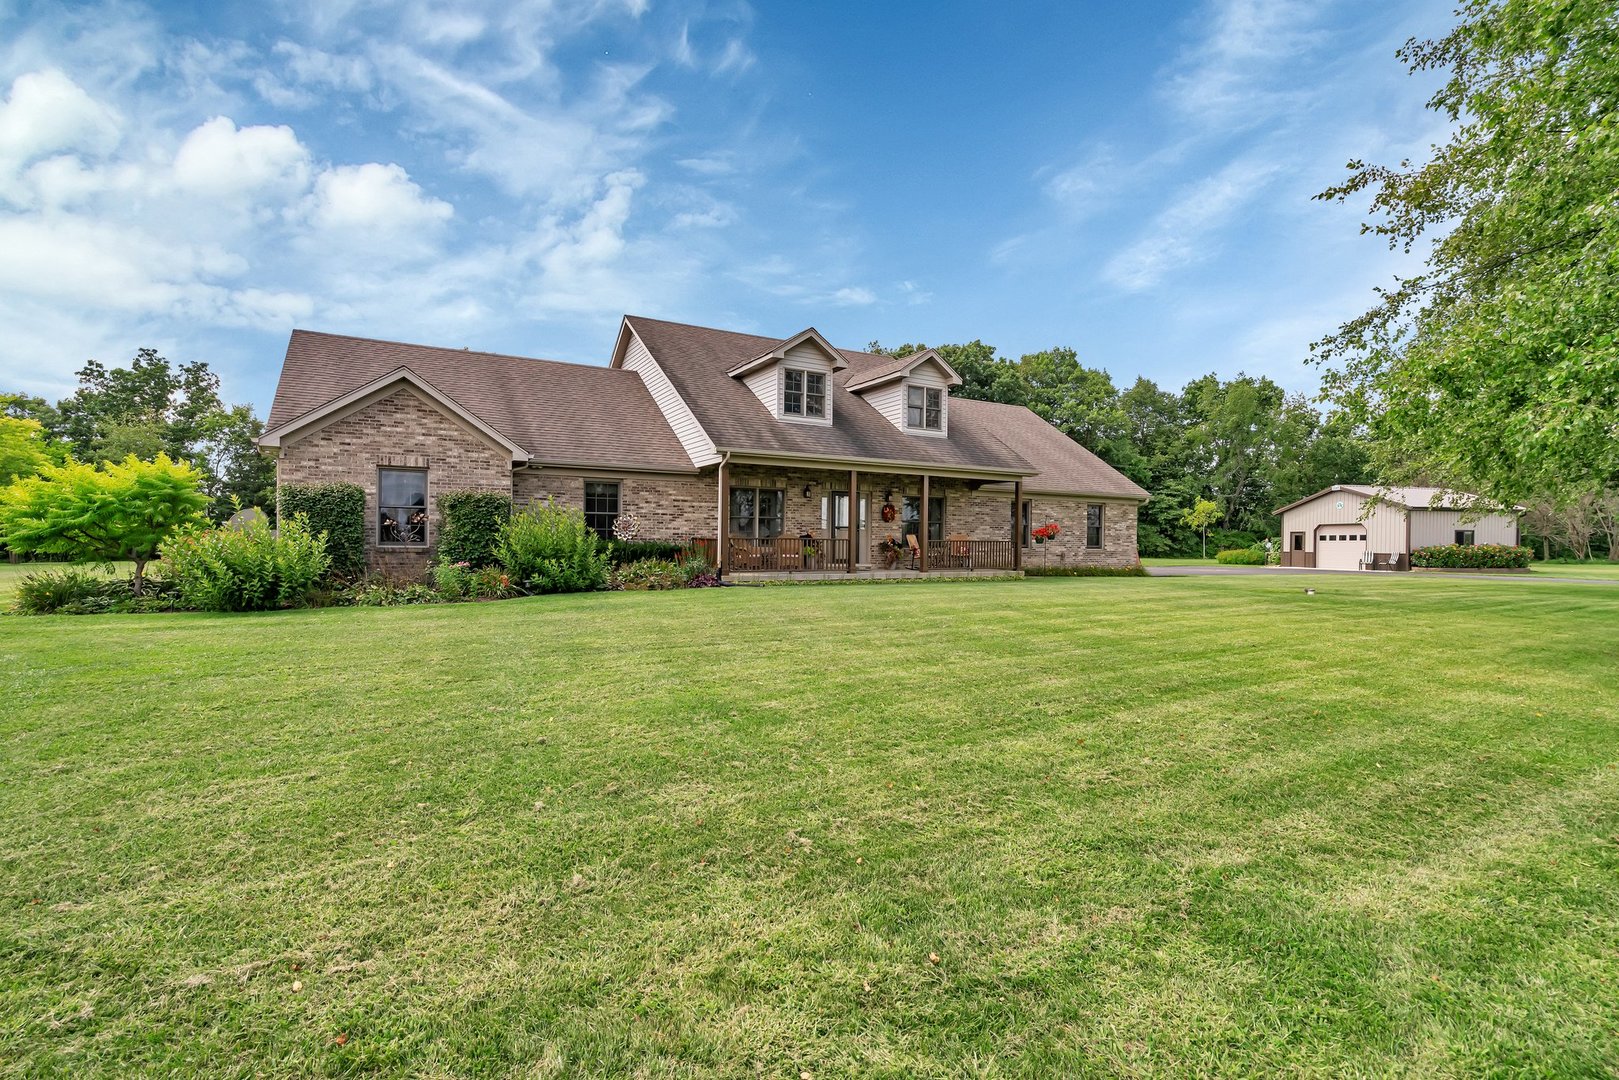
[1530,561,1619,580]
[2,577,1617,1077]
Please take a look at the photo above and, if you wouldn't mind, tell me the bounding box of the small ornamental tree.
[1180,497,1221,558]
[0,454,207,595]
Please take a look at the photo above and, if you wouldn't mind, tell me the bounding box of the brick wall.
[275,387,512,577]
[514,471,717,541]
[965,492,1139,568]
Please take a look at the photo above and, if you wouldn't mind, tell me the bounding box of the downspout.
[716,450,731,578]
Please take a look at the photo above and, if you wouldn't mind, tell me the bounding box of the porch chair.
[945,533,973,570]
[905,533,922,570]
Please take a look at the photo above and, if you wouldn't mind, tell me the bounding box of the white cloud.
[1162,0,1324,126]
[829,286,876,307]
[309,161,453,238]
[172,116,312,198]
[1103,156,1281,291]
[0,69,120,184]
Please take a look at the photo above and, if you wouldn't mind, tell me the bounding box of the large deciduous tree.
[0,454,207,595]
[1314,0,1619,505]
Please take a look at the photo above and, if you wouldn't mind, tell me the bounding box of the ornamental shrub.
[610,558,687,590]
[1216,547,1267,565]
[278,482,365,580]
[431,557,514,599]
[11,567,128,615]
[1022,564,1149,577]
[1410,543,1532,569]
[496,500,611,594]
[162,512,331,611]
[436,491,511,568]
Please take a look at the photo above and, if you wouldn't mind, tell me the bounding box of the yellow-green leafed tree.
[0,454,207,596]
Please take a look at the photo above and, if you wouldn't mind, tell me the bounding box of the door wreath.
[880,500,897,522]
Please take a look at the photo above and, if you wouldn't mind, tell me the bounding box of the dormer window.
[907,384,943,431]
[784,369,826,418]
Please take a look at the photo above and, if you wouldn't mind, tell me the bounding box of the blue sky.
[0,0,1454,416]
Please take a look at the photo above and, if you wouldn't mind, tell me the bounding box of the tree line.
[869,340,1373,556]
[1,349,273,521]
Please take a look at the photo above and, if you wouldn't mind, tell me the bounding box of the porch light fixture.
[802,484,813,499]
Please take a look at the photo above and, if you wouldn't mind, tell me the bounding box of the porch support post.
[919,474,930,573]
[1012,479,1023,572]
[847,469,858,574]
[716,458,729,577]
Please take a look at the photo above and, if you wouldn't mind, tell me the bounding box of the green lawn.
[3,577,1616,1076]
[1531,561,1619,580]
[1140,556,1220,567]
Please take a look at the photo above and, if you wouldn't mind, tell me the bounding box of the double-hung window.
[584,481,620,538]
[906,384,943,430]
[1011,499,1033,547]
[1086,504,1104,548]
[379,468,428,546]
[783,369,826,418]
[728,487,785,539]
[902,495,945,543]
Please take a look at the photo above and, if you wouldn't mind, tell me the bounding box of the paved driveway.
[1145,565,1615,585]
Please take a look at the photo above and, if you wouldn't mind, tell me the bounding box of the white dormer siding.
[617,326,719,466]
[743,345,835,426]
[862,362,951,438]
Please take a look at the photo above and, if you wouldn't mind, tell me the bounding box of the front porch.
[714,460,1031,579]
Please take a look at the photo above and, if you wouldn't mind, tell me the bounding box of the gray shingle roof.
[625,316,1147,497]
[950,398,1150,500]
[264,330,695,472]
[263,320,1151,500]
[625,316,1031,474]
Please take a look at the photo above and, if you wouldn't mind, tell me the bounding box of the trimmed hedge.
[278,482,365,580]
[437,491,512,568]
[1411,543,1532,569]
[608,540,692,565]
[1216,548,1267,565]
[1022,564,1149,577]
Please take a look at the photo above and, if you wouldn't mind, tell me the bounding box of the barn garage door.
[1315,527,1367,571]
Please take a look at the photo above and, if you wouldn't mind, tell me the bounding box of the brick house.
[260,315,1148,578]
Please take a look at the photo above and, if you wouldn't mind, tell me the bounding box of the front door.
[825,493,866,563]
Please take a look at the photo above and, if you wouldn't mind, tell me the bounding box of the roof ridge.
[290,328,617,374]
[627,314,895,365]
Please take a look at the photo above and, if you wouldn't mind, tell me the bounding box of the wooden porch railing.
[925,538,1016,571]
[728,536,851,572]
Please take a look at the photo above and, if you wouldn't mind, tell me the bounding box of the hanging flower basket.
[1032,522,1061,544]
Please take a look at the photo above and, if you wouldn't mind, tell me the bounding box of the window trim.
[727,486,786,540]
[902,494,945,543]
[904,382,946,434]
[1454,529,1476,546]
[377,466,429,548]
[583,479,621,539]
[1012,499,1033,547]
[780,367,830,423]
[1086,503,1103,548]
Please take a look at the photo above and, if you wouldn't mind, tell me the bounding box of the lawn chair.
[905,533,922,570]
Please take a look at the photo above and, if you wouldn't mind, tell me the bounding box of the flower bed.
[1409,543,1532,569]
